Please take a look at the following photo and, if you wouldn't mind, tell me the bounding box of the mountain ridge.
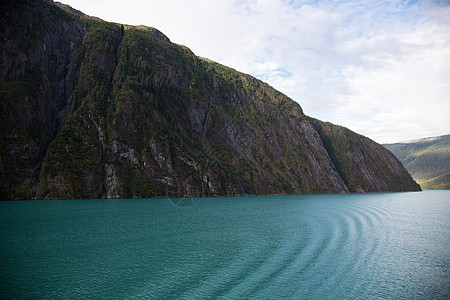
[384,134,450,190]
[0,0,420,199]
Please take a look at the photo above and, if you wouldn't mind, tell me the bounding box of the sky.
[60,0,450,143]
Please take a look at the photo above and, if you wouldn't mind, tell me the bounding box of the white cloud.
[318,3,450,143]
[60,0,450,143]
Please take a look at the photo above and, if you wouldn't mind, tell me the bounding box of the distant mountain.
[0,0,420,199]
[384,135,450,190]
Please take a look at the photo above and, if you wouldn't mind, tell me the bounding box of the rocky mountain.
[0,0,420,200]
[384,135,450,190]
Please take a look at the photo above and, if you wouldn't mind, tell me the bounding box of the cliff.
[0,0,420,199]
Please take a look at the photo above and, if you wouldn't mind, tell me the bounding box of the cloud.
[60,0,450,143]
[316,2,450,143]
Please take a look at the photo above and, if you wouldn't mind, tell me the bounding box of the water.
[1,191,449,299]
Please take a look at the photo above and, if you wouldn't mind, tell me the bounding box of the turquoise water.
[1,191,449,299]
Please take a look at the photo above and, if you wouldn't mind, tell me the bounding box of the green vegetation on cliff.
[0,0,420,199]
[384,135,450,190]
[311,120,421,192]
[0,0,84,199]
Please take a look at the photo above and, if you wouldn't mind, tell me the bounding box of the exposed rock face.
[0,0,420,199]
[1,0,85,198]
[311,120,422,192]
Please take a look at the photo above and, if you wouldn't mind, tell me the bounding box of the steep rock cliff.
[0,0,420,199]
[311,120,422,192]
[1,0,84,198]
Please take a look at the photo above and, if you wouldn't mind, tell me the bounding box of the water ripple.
[1,192,448,299]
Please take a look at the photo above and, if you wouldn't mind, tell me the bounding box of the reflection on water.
[0,191,449,299]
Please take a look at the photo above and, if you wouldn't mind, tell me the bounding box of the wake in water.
[0,192,449,298]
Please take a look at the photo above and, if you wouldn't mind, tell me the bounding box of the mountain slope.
[384,135,450,190]
[1,0,85,198]
[0,0,420,199]
[311,120,422,192]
